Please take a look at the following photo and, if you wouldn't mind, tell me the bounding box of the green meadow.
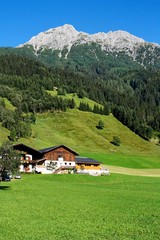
[84,153,160,169]
[0,174,160,240]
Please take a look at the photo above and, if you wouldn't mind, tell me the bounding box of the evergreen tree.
[9,127,17,142]
[30,113,36,124]
[103,104,110,115]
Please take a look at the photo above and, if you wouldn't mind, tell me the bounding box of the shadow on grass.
[0,186,10,190]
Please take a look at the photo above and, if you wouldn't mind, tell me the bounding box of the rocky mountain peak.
[18,24,159,60]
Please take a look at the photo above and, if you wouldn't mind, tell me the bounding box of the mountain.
[18,24,145,54]
[18,24,160,69]
[0,25,160,144]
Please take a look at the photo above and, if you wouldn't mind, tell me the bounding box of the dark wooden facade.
[13,144,79,162]
[13,144,43,160]
[43,147,76,161]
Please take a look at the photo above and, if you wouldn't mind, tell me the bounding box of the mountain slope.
[0,27,160,144]
[0,52,160,141]
[18,24,160,68]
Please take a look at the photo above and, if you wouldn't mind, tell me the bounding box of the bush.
[111,136,121,146]
[97,120,104,129]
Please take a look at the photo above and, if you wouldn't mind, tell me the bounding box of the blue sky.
[0,0,160,47]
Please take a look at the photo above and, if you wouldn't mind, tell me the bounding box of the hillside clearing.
[47,90,103,109]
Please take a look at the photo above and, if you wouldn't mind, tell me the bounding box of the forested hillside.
[0,51,160,143]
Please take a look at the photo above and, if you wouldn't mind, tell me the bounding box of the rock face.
[18,24,160,67]
[18,24,152,51]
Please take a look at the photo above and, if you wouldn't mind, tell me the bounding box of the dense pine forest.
[0,50,160,142]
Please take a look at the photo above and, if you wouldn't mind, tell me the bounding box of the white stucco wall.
[36,160,75,174]
[19,164,24,172]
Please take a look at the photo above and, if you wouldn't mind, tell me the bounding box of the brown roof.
[39,144,79,156]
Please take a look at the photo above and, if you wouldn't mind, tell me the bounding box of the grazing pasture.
[0,174,159,240]
[84,152,160,169]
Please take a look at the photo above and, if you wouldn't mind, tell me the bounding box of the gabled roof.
[39,145,79,156]
[13,143,42,155]
[75,157,101,165]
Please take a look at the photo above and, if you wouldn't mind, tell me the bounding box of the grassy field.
[104,166,160,177]
[83,153,160,169]
[0,174,159,240]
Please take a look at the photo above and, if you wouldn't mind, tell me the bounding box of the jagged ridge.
[18,24,147,50]
[18,24,159,59]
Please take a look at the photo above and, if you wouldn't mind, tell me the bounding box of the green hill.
[7,108,158,169]
[0,96,159,168]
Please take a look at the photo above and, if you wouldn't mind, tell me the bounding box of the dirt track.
[102,165,160,177]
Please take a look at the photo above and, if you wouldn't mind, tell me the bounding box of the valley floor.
[104,165,160,177]
[0,174,160,240]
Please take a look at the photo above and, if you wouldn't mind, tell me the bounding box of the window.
[58,155,64,161]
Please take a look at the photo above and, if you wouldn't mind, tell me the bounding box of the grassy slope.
[0,123,9,145]
[0,98,15,145]
[18,109,160,168]
[0,96,159,168]
[0,97,15,110]
[0,174,160,240]
[48,90,102,109]
[4,98,16,110]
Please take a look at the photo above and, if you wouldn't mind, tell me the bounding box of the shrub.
[111,136,121,146]
[97,120,104,129]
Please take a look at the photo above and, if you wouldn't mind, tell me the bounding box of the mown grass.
[0,174,159,240]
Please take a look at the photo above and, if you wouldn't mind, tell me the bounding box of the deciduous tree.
[0,141,21,176]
